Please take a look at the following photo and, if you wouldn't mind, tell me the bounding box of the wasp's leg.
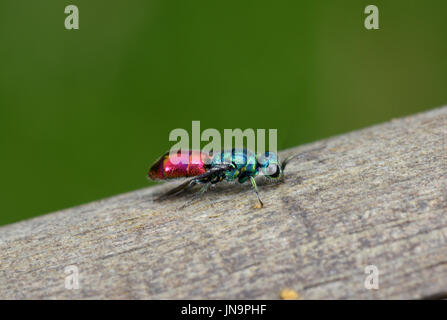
[156,164,231,201]
[179,169,228,209]
[155,178,198,201]
[250,176,264,208]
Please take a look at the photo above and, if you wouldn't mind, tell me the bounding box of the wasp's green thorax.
[210,149,258,182]
[209,149,283,182]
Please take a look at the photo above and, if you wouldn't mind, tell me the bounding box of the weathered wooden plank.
[0,106,446,299]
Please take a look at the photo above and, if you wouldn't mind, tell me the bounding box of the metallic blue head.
[257,152,283,179]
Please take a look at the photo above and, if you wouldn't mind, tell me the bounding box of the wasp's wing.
[154,164,233,201]
[154,179,197,201]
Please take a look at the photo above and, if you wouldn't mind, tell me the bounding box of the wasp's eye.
[265,163,276,175]
[266,163,281,178]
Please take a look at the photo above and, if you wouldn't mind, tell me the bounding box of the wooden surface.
[0,106,446,299]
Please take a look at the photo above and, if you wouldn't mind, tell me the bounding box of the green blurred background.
[0,0,446,226]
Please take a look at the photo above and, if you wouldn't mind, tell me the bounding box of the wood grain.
[0,106,446,299]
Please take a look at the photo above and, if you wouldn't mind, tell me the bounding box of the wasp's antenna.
[281,155,292,171]
[280,144,327,172]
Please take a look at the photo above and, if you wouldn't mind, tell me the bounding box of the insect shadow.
[152,175,284,210]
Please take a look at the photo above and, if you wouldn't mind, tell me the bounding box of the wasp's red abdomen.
[148,150,209,180]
